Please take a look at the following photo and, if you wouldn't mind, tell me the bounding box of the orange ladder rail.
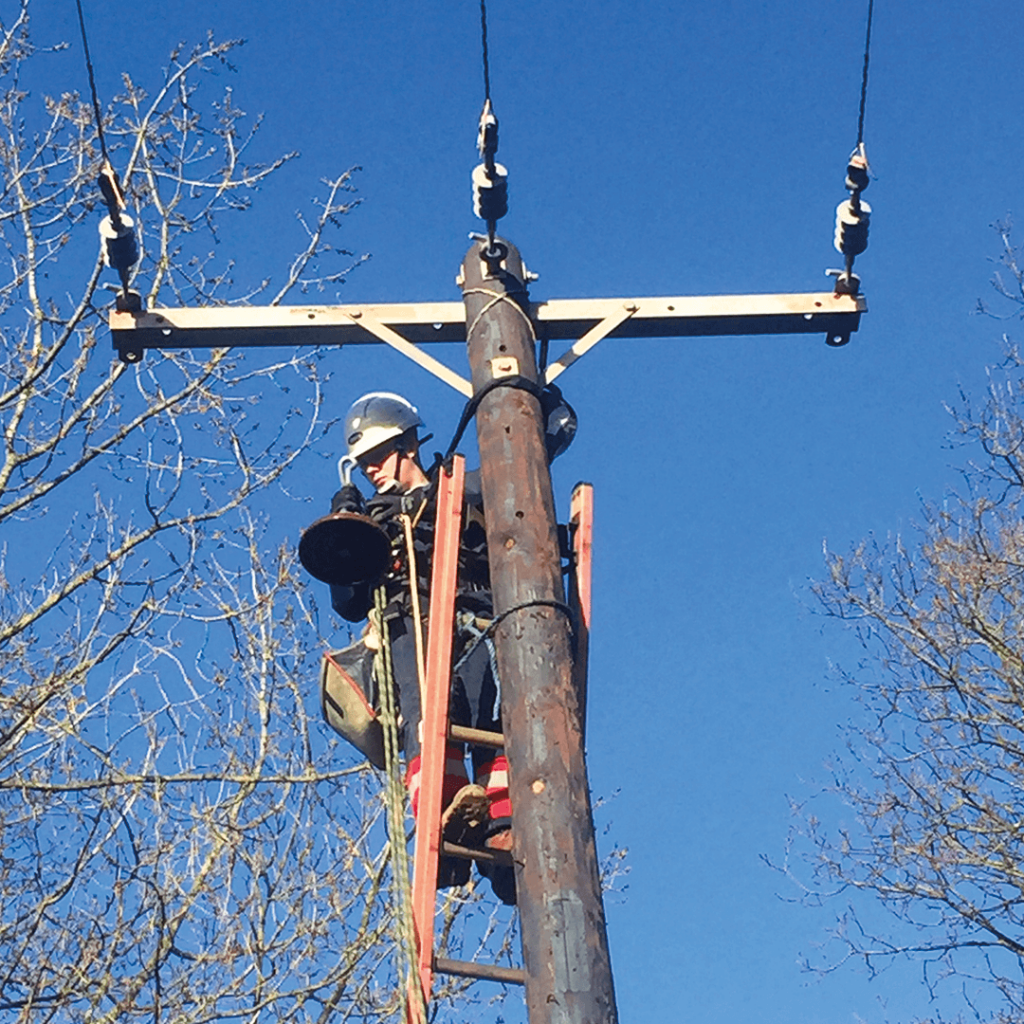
[568,482,593,738]
[408,454,466,1014]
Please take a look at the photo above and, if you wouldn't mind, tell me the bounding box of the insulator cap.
[834,199,870,256]
[472,162,508,222]
[846,161,870,193]
[99,213,139,273]
[845,143,870,193]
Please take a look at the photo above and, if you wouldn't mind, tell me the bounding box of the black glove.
[365,492,403,522]
[330,484,365,514]
[330,581,373,622]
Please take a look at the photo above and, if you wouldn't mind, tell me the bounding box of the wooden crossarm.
[109,291,865,354]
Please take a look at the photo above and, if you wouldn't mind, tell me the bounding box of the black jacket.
[329,470,491,623]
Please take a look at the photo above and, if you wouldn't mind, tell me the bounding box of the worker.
[326,391,515,905]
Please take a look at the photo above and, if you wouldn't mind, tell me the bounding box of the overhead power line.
[480,0,491,102]
[74,0,109,162]
[856,0,875,145]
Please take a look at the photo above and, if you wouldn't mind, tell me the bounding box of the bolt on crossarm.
[460,236,618,1024]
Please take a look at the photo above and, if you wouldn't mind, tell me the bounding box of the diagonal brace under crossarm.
[343,313,473,397]
[544,303,638,384]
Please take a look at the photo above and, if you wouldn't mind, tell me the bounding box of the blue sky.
[32,0,1024,1020]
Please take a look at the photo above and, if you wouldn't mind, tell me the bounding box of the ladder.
[407,456,594,1017]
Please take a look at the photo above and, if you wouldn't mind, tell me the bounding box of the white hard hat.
[338,393,424,486]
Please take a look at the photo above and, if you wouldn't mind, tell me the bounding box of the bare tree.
[0,6,522,1021]
[781,227,1024,1023]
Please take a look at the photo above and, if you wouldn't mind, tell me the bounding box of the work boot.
[476,853,516,907]
[406,745,482,889]
[441,784,490,847]
[485,826,513,852]
[474,826,515,905]
[438,783,489,888]
[483,864,517,905]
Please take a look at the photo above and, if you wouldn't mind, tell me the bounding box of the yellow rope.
[399,513,428,716]
[373,585,428,1023]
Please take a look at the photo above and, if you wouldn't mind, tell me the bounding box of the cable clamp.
[477,97,499,163]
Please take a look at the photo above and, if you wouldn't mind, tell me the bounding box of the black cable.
[480,0,491,101]
[487,599,575,639]
[439,375,545,465]
[453,599,576,674]
[856,0,874,145]
[74,0,109,162]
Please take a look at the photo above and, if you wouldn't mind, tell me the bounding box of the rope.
[372,586,428,1023]
[399,513,428,713]
[480,0,491,102]
[74,0,109,163]
[856,0,875,145]
[463,286,535,343]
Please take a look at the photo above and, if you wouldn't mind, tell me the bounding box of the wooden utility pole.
[461,237,616,1021]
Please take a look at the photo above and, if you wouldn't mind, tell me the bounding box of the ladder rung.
[433,956,525,986]
[442,840,514,866]
[448,723,504,748]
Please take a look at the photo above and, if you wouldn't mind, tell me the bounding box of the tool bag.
[319,641,386,769]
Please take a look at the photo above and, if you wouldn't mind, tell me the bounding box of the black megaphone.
[298,512,392,587]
